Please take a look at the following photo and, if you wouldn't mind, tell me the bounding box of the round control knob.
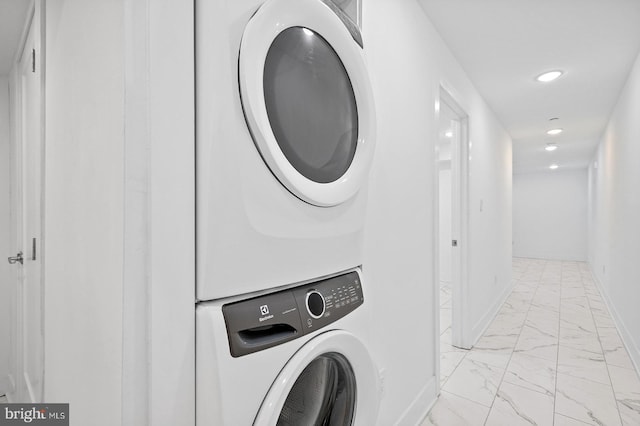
[306,290,325,319]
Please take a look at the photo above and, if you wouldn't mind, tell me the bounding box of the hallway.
[424,258,640,425]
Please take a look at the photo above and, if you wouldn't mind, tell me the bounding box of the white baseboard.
[512,253,587,262]
[394,376,437,426]
[471,281,515,344]
[590,267,640,377]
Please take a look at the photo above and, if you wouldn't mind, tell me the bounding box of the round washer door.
[254,331,379,425]
[239,0,376,207]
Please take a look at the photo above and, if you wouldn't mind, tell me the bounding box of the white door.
[7,12,44,403]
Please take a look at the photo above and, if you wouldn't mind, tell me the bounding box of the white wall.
[44,1,125,422]
[513,169,588,261]
[588,48,640,371]
[363,0,512,423]
[42,1,195,425]
[0,76,11,395]
[465,96,512,341]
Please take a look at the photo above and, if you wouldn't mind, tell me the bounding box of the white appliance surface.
[196,0,376,301]
[196,269,380,425]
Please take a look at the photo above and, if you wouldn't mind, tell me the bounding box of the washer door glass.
[263,27,358,184]
[277,353,356,426]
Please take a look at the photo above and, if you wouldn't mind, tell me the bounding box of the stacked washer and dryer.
[196,0,379,424]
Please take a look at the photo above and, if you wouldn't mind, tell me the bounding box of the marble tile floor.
[424,258,640,426]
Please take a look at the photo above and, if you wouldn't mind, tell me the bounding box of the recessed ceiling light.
[536,70,563,83]
[444,131,453,138]
[549,164,559,170]
[547,128,563,135]
[545,143,558,151]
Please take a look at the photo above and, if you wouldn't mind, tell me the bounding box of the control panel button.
[306,290,326,319]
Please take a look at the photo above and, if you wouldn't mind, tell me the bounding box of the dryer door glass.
[264,26,358,184]
[277,353,355,426]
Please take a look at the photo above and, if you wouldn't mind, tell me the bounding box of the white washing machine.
[196,0,376,301]
[196,269,380,425]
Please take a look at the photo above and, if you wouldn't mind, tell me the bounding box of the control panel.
[223,270,364,357]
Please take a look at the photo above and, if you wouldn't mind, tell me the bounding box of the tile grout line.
[482,258,540,426]
[552,261,565,426]
[428,259,632,426]
[439,331,469,388]
[581,265,626,426]
[527,260,561,423]
[556,262,620,426]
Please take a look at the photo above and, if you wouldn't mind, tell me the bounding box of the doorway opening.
[436,88,470,388]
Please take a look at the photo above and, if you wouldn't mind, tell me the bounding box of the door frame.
[7,0,45,403]
[434,86,471,374]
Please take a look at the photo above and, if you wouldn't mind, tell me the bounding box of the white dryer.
[196,269,380,425]
[196,0,376,301]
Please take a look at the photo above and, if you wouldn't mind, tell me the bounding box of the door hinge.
[32,48,36,73]
[32,237,37,260]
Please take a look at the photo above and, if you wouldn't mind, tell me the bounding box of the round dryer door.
[239,0,376,207]
[253,331,379,425]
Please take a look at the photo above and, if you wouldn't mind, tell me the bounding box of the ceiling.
[3,1,639,174]
[419,0,640,174]
[0,0,30,75]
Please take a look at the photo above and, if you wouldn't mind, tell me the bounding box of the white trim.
[146,1,195,424]
[23,372,36,403]
[7,55,21,407]
[11,0,35,67]
[397,376,437,426]
[437,87,471,350]
[432,96,441,393]
[471,279,514,343]
[122,0,151,424]
[120,0,196,423]
[36,0,46,402]
[239,0,376,207]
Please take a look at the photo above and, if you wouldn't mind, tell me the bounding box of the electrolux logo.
[258,304,273,322]
[1,404,68,425]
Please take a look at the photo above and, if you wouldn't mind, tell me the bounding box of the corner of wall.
[394,377,438,426]
[471,278,515,344]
